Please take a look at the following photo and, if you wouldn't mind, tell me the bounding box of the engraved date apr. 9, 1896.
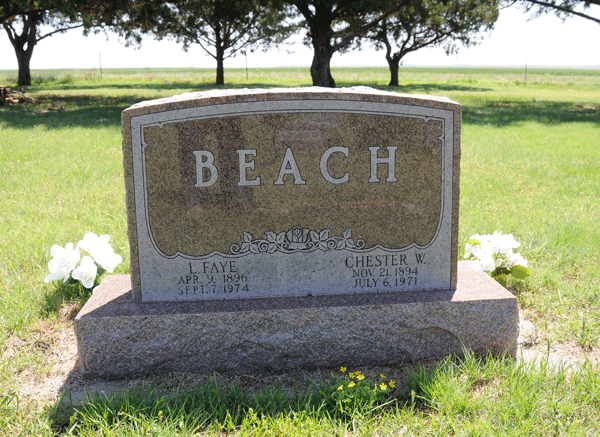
[177,262,250,296]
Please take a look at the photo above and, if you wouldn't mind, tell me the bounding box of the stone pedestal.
[74,261,519,379]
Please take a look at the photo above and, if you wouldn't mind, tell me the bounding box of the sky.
[1,3,599,71]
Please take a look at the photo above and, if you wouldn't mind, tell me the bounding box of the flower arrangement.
[464,231,530,279]
[45,232,122,290]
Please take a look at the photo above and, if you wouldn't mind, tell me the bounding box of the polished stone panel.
[121,88,461,302]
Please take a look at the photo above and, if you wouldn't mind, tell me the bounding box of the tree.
[2,11,82,86]
[1,0,146,87]
[518,0,600,24]
[286,0,600,87]
[1,1,83,87]
[148,0,295,85]
[369,0,499,86]
[287,0,409,87]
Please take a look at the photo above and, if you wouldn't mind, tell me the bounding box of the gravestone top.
[126,86,455,111]
[122,87,461,302]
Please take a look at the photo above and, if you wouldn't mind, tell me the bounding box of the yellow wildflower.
[380,383,388,390]
[340,366,346,373]
[380,374,386,379]
[337,385,344,391]
[349,372,355,378]
[348,381,356,388]
[357,373,365,381]
[389,380,396,388]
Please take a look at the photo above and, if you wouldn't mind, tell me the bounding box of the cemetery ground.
[0,66,599,435]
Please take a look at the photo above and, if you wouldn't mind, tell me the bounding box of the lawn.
[0,66,599,435]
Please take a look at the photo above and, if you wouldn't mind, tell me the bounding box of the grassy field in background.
[1,66,599,435]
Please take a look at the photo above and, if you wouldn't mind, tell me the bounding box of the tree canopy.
[2,0,599,88]
[287,0,411,87]
[518,0,600,24]
[286,0,598,87]
[147,0,295,85]
[368,0,499,86]
[1,0,143,86]
[2,3,81,86]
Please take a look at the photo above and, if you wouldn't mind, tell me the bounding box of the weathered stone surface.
[74,87,519,378]
[74,261,518,379]
[121,87,461,302]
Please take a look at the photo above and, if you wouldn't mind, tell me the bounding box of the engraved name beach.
[193,145,402,187]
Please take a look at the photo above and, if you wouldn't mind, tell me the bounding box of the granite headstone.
[74,88,519,378]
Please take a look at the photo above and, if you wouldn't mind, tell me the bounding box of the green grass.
[51,370,394,435]
[1,66,599,435]
[460,119,600,345]
[43,353,600,436]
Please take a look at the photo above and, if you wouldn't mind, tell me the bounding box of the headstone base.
[74,261,518,379]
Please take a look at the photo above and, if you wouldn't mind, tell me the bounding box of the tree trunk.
[16,49,33,87]
[215,28,225,85]
[216,52,225,85]
[386,54,400,87]
[310,46,335,88]
[3,15,39,87]
[308,13,336,88]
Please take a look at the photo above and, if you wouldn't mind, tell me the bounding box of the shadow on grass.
[42,281,93,318]
[48,371,401,434]
[47,350,517,434]
[381,83,492,93]
[0,83,300,130]
[1,95,134,129]
[3,88,599,130]
[492,275,536,306]
[463,101,600,127]
[35,81,294,92]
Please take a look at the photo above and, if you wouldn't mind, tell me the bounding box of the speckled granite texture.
[122,87,461,302]
[74,261,518,379]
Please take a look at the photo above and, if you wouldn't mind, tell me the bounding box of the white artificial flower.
[77,232,122,272]
[78,232,110,254]
[71,256,98,289]
[493,232,520,257]
[466,231,529,277]
[92,247,123,273]
[499,231,520,249]
[507,252,528,268]
[478,255,496,272]
[471,244,486,260]
[470,233,484,242]
[464,242,475,259]
[45,242,80,283]
[486,231,500,254]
